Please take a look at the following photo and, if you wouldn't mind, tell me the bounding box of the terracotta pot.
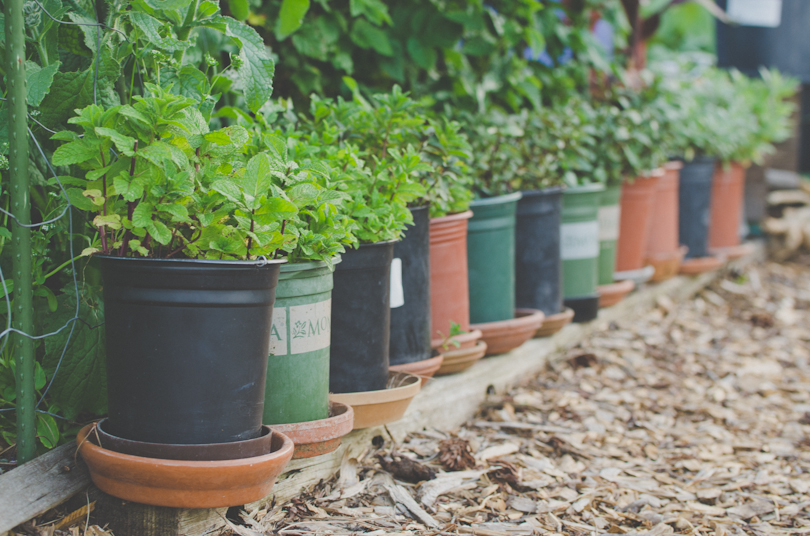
[435,341,488,375]
[534,308,575,338]
[645,161,682,259]
[471,309,545,356]
[679,255,724,275]
[329,372,421,430]
[648,246,688,283]
[429,211,476,341]
[431,329,482,351]
[708,161,746,251]
[389,354,444,386]
[597,280,635,308]
[93,419,274,461]
[269,402,354,459]
[615,170,662,272]
[77,424,294,508]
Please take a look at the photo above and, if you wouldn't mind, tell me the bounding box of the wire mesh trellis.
[1,0,112,465]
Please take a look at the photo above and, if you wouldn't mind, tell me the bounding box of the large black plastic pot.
[679,156,716,259]
[100,256,284,445]
[515,187,563,316]
[330,241,395,393]
[389,206,431,366]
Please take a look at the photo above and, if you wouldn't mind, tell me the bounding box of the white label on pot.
[598,205,621,241]
[269,308,288,356]
[727,0,781,27]
[289,300,331,354]
[561,221,599,260]
[390,258,405,309]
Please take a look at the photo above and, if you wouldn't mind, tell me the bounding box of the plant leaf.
[26,61,61,107]
[276,0,310,40]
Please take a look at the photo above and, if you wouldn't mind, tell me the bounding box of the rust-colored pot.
[679,255,724,275]
[616,170,662,272]
[597,279,635,308]
[329,372,421,430]
[646,161,682,259]
[648,246,688,282]
[534,307,575,338]
[708,161,746,253]
[77,424,294,508]
[471,309,545,356]
[435,341,488,375]
[269,402,354,459]
[389,354,444,386]
[429,211,476,346]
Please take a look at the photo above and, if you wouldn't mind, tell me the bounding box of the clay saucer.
[534,308,575,338]
[709,242,755,260]
[269,402,354,459]
[431,329,482,351]
[613,265,655,286]
[679,255,725,275]
[93,419,274,461]
[471,309,545,356]
[77,423,294,508]
[389,354,445,386]
[597,280,635,308]
[329,372,421,430]
[435,341,488,375]
[647,246,687,283]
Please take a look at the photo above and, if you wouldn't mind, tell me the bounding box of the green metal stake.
[5,0,37,463]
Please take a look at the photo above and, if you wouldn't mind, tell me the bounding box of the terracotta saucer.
[329,372,421,430]
[534,308,575,338]
[435,341,488,375]
[679,255,725,275]
[709,242,755,260]
[389,354,445,386]
[431,329,482,351]
[471,309,545,356]
[646,246,687,283]
[597,280,635,308]
[613,265,655,286]
[93,419,274,461]
[77,423,294,508]
[269,402,354,459]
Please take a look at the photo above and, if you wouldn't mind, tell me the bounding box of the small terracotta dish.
[597,280,635,308]
[613,265,655,286]
[329,372,421,430]
[647,246,687,283]
[93,419,274,461]
[709,242,755,260]
[389,354,444,386]
[679,255,724,275]
[431,329,482,351]
[77,423,294,508]
[269,402,354,459]
[471,309,545,356]
[435,341,488,375]
[534,308,575,338]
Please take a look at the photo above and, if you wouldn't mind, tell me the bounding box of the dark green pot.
[467,192,522,324]
[561,184,604,302]
[263,258,338,425]
[597,185,622,286]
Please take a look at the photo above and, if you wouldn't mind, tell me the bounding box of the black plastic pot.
[679,156,716,259]
[100,256,283,445]
[331,241,395,393]
[389,206,432,366]
[515,187,563,316]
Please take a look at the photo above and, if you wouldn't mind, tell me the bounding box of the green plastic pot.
[467,192,522,324]
[561,184,604,300]
[597,185,622,286]
[263,258,339,425]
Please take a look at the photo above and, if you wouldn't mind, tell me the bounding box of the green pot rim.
[471,191,524,207]
[280,255,342,273]
[564,183,605,195]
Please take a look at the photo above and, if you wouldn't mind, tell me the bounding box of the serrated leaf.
[93,214,122,229]
[95,127,137,156]
[132,202,154,227]
[222,17,275,113]
[211,178,243,204]
[159,203,189,222]
[148,219,173,245]
[26,61,61,107]
[204,131,233,145]
[349,0,391,25]
[350,19,393,56]
[52,140,99,166]
[275,0,310,40]
[113,172,145,202]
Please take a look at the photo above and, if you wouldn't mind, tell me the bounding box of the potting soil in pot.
[467,192,522,324]
[515,187,564,316]
[264,259,338,425]
[330,241,395,393]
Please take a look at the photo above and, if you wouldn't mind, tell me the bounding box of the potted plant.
[462,110,544,354]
